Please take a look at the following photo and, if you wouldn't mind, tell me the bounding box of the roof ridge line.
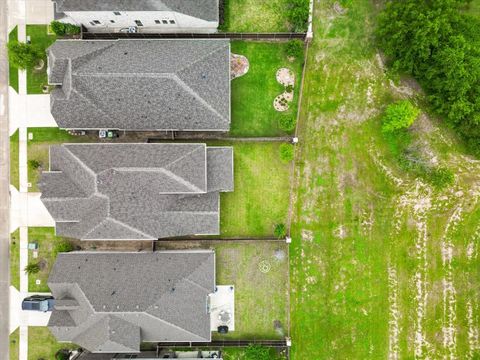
[143,307,209,341]
[172,74,229,125]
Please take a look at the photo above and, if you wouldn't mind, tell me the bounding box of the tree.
[279,143,295,162]
[376,0,480,147]
[274,223,286,239]
[24,262,40,275]
[7,41,41,70]
[382,100,419,133]
[245,345,272,360]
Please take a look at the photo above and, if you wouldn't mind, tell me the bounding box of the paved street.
[0,0,11,358]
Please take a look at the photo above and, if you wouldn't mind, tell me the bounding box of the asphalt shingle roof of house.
[48,39,230,131]
[52,0,219,22]
[39,143,233,240]
[48,250,215,353]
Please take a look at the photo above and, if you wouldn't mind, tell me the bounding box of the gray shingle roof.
[53,0,219,22]
[48,250,215,352]
[39,143,233,240]
[48,39,230,131]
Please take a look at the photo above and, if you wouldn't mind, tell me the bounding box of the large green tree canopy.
[377,0,480,146]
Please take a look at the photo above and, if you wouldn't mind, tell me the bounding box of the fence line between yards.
[148,135,293,142]
[81,29,306,41]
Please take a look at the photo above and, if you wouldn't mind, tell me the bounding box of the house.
[52,0,219,33]
[48,250,216,353]
[39,143,234,240]
[47,39,230,131]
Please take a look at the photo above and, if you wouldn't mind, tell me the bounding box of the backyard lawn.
[217,142,291,237]
[26,25,56,94]
[230,41,304,137]
[221,0,292,32]
[290,0,480,359]
[28,327,77,360]
[27,227,72,293]
[27,127,85,192]
[10,130,19,190]
[214,241,289,339]
[8,26,19,93]
[10,229,20,291]
[10,328,19,360]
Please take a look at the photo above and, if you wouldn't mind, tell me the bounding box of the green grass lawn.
[222,347,285,359]
[290,0,480,358]
[10,130,19,190]
[10,328,19,360]
[221,0,292,32]
[26,25,56,94]
[213,241,289,339]
[28,327,78,360]
[230,41,304,137]
[218,142,291,237]
[8,26,19,93]
[27,227,72,292]
[27,127,84,192]
[10,229,20,291]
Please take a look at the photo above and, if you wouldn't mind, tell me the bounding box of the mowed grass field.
[218,142,291,237]
[290,0,480,359]
[230,41,304,137]
[27,327,77,360]
[221,0,292,32]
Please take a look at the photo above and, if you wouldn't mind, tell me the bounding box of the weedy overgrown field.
[290,0,480,359]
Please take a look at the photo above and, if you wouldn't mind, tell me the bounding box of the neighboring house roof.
[39,143,233,240]
[52,0,219,22]
[48,250,215,353]
[47,39,230,131]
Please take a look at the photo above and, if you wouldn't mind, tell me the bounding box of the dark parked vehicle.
[22,295,55,312]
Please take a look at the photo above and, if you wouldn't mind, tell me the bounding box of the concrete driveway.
[10,286,51,333]
[26,0,54,25]
[10,186,55,232]
[9,89,57,136]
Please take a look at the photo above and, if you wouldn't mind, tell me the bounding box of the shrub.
[428,167,455,189]
[28,159,41,170]
[245,345,272,360]
[287,0,310,32]
[54,241,74,256]
[274,223,286,239]
[50,21,81,36]
[285,84,294,93]
[7,41,41,70]
[279,116,296,132]
[382,100,420,133]
[279,143,295,162]
[55,349,71,360]
[285,39,304,58]
[24,262,40,274]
